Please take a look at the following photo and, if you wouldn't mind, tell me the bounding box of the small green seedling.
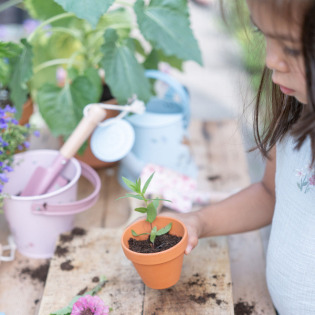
[117,172,172,245]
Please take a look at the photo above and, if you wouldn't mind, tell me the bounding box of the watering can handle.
[145,70,190,129]
[31,161,101,216]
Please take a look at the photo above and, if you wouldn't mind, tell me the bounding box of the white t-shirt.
[266,136,315,314]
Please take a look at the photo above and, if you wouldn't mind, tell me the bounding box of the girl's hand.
[161,211,203,255]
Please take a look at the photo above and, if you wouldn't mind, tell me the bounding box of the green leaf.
[132,230,149,237]
[122,176,137,191]
[36,74,100,138]
[142,172,155,194]
[143,48,183,71]
[24,0,66,23]
[135,178,141,194]
[125,193,144,201]
[0,41,21,59]
[147,202,157,223]
[152,198,159,210]
[134,0,202,65]
[156,223,172,236]
[54,0,115,28]
[8,39,33,119]
[100,28,151,104]
[135,207,147,213]
[150,226,157,243]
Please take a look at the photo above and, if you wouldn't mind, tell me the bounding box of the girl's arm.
[165,146,276,254]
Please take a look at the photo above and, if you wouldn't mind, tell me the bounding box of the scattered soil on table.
[186,273,227,306]
[128,233,182,253]
[77,286,88,295]
[234,299,256,315]
[54,245,69,257]
[59,227,87,244]
[20,261,50,283]
[92,276,100,283]
[71,227,86,236]
[60,260,74,271]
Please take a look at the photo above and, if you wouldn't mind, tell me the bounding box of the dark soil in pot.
[128,233,182,253]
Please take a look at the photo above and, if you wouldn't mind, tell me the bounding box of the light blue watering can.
[118,70,197,187]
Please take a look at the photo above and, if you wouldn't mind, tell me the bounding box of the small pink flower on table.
[71,295,109,315]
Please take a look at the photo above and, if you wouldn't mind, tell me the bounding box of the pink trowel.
[21,105,106,196]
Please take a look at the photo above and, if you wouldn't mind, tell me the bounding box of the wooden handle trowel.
[21,105,106,197]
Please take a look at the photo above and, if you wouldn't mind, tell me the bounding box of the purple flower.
[3,165,13,172]
[17,145,23,151]
[23,141,30,148]
[4,105,15,113]
[0,184,3,193]
[71,295,109,315]
[23,19,41,35]
[0,173,8,183]
[33,130,40,137]
[0,122,7,129]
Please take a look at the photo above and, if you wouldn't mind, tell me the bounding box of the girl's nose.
[265,41,288,73]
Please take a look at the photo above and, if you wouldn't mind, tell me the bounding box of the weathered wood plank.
[143,237,233,314]
[38,228,145,315]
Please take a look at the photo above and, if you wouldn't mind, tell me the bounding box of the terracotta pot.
[73,98,119,169]
[121,216,188,289]
[18,98,34,125]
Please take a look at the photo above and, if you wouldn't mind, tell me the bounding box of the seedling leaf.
[142,172,155,194]
[132,230,149,237]
[122,176,137,191]
[135,207,147,213]
[150,226,157,243]
[156,223,172,236]
[146,201,157,223]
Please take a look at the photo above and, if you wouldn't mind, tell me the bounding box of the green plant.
[0,0,202,141]
[117,172,172,245]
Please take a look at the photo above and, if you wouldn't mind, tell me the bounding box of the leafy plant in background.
[0,0,202,142]
[117,172,172,245]
[0,105,38,210]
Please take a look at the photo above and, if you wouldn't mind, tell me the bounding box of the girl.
[168,0,315,313]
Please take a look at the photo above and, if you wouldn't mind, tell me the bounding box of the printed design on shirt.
[296,164,315,193]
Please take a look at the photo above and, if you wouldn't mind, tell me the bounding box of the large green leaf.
[0,41,21,58]
[8,39,33,118]
[54,0,115,28]
[36,74,100,137]
[146,202,157,223]
[24,0,67,25]
[100,28,151,104]
[134,0,202,65]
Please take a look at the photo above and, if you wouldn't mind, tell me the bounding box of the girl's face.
[247,0,308,104]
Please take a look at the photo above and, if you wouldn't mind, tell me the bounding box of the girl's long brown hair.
[252,0,315,165]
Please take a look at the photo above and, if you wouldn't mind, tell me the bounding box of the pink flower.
[71,295,109,315]
[309,174,315,186]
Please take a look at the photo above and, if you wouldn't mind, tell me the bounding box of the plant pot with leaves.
[119,172,188,289]
[0,0,202,165]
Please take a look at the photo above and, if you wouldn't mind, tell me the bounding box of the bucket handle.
[31,161,101,216]
[145,69,190,129]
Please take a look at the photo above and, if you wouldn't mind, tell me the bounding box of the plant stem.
[33,58,75,74]
[28,12,75,42]
[0,0,22,13]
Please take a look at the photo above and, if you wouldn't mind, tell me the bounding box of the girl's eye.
[283,46,301,57]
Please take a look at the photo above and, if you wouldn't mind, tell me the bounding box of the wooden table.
[0,120,275,315]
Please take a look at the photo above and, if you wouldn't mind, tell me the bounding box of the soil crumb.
[59,233,73,243]
[234,300,256,315]
[59,227,86,244]
[128,233,182,253]
[189,293,215,304]
[92,276,100,283]
[60,260,74,271]
[77,286,87,295]
[20,261,50,283]
[71,227,86,236]
[54,245,69,257]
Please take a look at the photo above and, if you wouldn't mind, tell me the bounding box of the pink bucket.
[3,150,101,259]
